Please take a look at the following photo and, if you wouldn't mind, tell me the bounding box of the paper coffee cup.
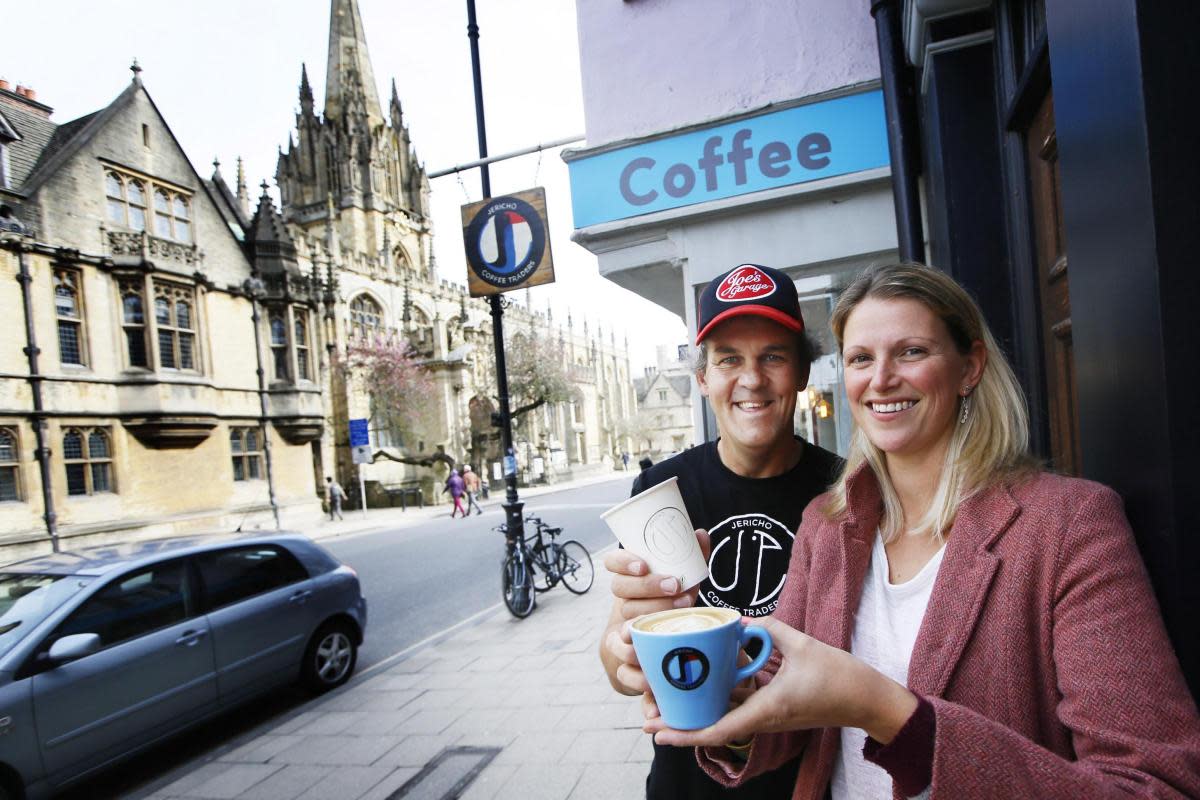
[600,476,708,590]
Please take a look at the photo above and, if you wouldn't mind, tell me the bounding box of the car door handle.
[175,629,208,647]
[289,590,312,604]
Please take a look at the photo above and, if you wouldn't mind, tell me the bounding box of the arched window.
[230,426,263,481]
[0,427,19,502]
[105,171,146,231]
[350,295,383,338]
[154,282,196,371]
[120,283,148,368]
[154,189,172,238]
[269,311,289,380]
[63,427,113,496]
[104,168,191,242]
[54,268,85,366]
[125,179,146,231]
[172,194,190,242]
[324,141,340,197]
[294,313,311,380]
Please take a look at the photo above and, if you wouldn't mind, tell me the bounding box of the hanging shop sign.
[461,186,556,297]
[564,89,888,229]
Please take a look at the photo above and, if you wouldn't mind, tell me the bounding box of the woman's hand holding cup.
[646,616,918,748]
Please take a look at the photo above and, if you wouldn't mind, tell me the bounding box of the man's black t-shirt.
[632,438,842,800]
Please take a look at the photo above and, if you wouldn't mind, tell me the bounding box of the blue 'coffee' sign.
[566,89,888,229]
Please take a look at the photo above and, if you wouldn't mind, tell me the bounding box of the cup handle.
[734,625,772,684]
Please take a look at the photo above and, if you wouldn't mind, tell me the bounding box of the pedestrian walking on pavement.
[462,465,484,515]
[325,476,345,521]
[444,469,467,518]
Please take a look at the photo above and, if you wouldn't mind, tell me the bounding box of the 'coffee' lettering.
[618,130,833,207]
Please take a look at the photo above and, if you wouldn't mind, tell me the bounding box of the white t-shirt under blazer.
[830,531,946,800]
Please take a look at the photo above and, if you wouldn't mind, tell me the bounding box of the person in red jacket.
[631,263,1200,798]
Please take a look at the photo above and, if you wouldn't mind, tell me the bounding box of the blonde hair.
[826,263,1038,541]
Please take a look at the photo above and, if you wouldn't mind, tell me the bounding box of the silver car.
[0,533,367,799]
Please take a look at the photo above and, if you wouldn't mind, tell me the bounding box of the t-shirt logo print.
[702,513,793,617]
[714,265,777,303]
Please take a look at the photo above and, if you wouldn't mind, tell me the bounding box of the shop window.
[230,427,263,481]
[63,427,113,496]
[0,428,20,502]
[54,268,86,366]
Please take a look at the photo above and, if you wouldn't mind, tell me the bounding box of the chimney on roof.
[0,83,52,118]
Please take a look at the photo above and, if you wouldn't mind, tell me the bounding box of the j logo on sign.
[463,194,547,289]
[715,265,777,303]
[479,210,534,275]
[663,647,710,690]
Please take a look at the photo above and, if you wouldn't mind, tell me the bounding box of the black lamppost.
[467,0,524,538]
[243,276,281,529]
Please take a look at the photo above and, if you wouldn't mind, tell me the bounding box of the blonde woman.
[643,263,1200,798]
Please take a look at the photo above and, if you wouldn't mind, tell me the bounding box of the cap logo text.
[715,266,777,303]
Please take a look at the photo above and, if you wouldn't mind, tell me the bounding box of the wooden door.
[1025,93,1081,474]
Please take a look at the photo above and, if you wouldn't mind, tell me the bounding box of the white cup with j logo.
[601,476,709,590]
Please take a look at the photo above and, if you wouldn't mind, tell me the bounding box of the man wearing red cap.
[600,263,842,800]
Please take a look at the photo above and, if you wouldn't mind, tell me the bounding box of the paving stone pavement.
[132,561,653,800]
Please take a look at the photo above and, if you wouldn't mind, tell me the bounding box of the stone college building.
[0,0,637,559]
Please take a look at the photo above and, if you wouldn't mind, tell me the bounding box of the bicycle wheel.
[557,540,594,594]
[532,545,559,593]
[502,552,536,617]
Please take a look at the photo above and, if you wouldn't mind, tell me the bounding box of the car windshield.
[0,573,93,659]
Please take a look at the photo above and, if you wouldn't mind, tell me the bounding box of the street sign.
[349,418,371,465]
[461,187,555,297]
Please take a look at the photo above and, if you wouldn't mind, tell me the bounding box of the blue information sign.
[348,418,370,447]
[566,89,888,228]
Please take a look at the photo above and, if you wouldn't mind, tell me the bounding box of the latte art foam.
[635,607,738,634]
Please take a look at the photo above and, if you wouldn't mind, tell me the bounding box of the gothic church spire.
[324,0,384,126]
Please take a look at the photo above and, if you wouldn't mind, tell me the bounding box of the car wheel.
[302,621,358,692]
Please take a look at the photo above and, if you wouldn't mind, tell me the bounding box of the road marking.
[355,542,618,679]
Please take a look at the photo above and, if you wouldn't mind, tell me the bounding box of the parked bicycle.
[497,514,595,618]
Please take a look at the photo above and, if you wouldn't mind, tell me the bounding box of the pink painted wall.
[575,0,880,146]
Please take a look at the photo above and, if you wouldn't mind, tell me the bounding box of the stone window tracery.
[295,313,311,381]
[350,294,383,339]
[230,427,263,481]
[63,427,113,496]
[0,427,19,502]
[54,268,86,366]
[154,281,197,371]
[104,168,191,243]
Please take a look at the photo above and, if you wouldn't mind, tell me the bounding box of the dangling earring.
[959,387,972,425]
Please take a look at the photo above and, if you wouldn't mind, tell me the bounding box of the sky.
[2,0,687,372]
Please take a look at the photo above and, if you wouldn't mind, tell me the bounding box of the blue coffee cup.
[630,607,772,730]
